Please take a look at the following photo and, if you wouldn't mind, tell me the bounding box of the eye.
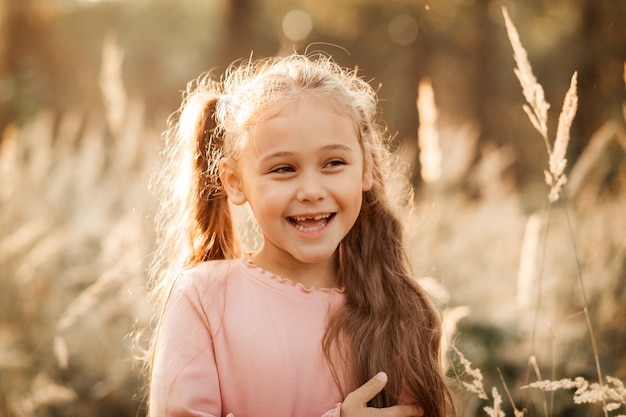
[269,165,295,174]
[324,159,347,168]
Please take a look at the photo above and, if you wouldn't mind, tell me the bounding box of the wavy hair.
[148,53,454,415]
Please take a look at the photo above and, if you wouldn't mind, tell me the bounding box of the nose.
[296,171,326,202]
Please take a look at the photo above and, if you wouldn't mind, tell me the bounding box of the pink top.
[149,256,354,417]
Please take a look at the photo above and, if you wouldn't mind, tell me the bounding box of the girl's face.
[221,96,372,283]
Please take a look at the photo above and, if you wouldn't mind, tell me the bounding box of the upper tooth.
[293,214,329,221]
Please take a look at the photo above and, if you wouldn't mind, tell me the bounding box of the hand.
[341,372,424,417]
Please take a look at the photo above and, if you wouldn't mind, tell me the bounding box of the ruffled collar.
[241,253,345,295]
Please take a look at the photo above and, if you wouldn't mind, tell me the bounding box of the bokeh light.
[388,14,419,45]
[281,9,313,42]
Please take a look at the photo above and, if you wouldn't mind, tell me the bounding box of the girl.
[148,53,454,417]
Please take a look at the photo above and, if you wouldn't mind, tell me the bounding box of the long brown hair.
[149,79,237,305]
[148,53,454,416]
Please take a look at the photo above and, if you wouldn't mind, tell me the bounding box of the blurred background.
[0,0,624,416]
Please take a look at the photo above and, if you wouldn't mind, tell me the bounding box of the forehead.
[249,96,360,149]
[258,90,356,122]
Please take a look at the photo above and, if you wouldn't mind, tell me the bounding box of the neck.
[250,251,338,289]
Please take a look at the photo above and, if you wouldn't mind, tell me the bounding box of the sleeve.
[149,274,222,417]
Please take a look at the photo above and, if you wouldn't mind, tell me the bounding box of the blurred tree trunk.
[0,0,5,83]
[220,0,254,68]
[0,0,26,134]
[0,0,46,135]
[218,0,277,71]
[575,0,626,157]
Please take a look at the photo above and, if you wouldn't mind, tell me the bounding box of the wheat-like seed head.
[483,387,506,417]
[503,7,579,204]
[502,7,550,147]
[524,375,626,413]
[550,72,578,177]
[546,71,578,202]
[452,346,488,400]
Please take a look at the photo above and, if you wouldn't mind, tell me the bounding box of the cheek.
[241,182,284,217]
[247,201,286,234]
[338,183,364,215]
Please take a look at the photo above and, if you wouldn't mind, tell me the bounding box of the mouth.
[287,213,335,232]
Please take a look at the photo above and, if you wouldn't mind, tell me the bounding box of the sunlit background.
[0,0,625,416]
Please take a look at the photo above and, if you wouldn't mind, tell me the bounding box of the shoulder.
[163,259,247,325]
[177,258,243,298]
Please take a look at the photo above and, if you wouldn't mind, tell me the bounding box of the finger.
[348,372,388,405]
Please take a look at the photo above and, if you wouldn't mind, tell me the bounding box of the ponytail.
[149,78,240,308]
[187,94,239,264]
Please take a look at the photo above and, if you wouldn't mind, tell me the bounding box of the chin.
[294,250,337,264]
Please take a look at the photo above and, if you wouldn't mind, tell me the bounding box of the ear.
[219,158,247,205]
[361,143,374,192]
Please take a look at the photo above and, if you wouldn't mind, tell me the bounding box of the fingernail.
[374,371,388,383]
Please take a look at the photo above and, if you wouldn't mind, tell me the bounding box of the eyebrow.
[260,144,354,161]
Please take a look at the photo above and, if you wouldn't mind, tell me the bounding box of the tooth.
[292,214,330,221]
[293,220,328,232]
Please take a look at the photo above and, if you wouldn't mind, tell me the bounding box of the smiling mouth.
[288,213,335,232]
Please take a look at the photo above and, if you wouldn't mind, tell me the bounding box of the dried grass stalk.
[524,375,626,411]
[484,387,506,417]
[622,62,626,121]
[546,72,578,202]
[516,213,543,309]
[440,306,470,371]
[99,31,127,135]
[0,125,18,200]
[417,78,442,184]
[497,368,526,417]
[503,6,578,203]
[452,346,488,400]
[566,120,621,199]
[19,373,77,414]
[502,7,550,148]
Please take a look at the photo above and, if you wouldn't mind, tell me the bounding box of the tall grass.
[0,10,624,417]
[437,7,626,417]
[0,35,156,416]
